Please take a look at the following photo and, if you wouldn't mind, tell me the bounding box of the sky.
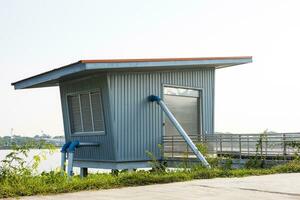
[1,0,300,136]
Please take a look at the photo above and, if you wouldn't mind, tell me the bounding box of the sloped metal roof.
[79,56,252,63]
[12,56,252,89]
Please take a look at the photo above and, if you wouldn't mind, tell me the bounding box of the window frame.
[66,89,106,136]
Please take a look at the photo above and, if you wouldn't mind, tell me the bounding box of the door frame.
[160,84,204,143]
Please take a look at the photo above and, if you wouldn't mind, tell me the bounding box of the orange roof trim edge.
[79,56,252,64]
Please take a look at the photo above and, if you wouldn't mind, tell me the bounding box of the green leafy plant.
[245,130,268,168]
[0,141,56,180]
[196,143,224,168]
[1,160,300,198]
[3,137,300,198]
[222,158,233,170]
[286,141,300,160]
[146,144,166,173]
[196,143,208,157]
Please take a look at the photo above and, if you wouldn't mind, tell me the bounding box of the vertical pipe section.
[61,152,67,172]
[148,95,211,168]
[67,152,74,176]
[67,141,80,176]
[60,141,72,174]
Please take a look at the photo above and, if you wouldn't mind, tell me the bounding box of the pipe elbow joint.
[61,141,72,153]
[148,95,161,102]
[68,141,80,153]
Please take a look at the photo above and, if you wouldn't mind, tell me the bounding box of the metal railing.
[163,133,300,160]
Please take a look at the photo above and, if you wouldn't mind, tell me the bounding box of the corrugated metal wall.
[60,75,116,161]
[108,68,215,161]
[59,68,215,163]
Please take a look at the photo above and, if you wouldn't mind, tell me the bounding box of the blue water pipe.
[61,141,72,153]
[60,141,72,174]
[60,141,80,176]
[66,141,80,176]
[67,141,80,153]
[148,95,161,102]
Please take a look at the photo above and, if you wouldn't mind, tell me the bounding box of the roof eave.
[11,57,252,89]
[12,62,86,89]
[85,57,252,70]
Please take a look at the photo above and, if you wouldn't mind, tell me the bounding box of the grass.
[1,160,300,198]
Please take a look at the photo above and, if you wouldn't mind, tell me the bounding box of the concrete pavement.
[10,173,300,200]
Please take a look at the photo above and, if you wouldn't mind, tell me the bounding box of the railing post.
[260,137,263,158]
[219,135,223,156]
[265,135,268,158]
[215,135,218,155]
[239,135,242,159]
[247,135,250,157]
[171,136,174,159]
[186,143,189,159]
[283,133,287,160]
[231,135,233,152]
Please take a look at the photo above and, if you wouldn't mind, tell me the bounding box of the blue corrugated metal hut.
[12,56,252,175]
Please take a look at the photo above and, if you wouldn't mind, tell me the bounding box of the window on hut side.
[67,91,105,134]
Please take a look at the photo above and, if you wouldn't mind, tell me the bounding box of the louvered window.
[67,90,105,134]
